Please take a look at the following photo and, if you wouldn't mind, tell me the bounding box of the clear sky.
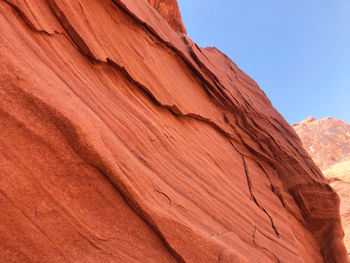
[178,0,350,125]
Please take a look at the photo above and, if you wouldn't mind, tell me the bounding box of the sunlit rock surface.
[294,117,350,257]
[147,0,186,34]
[0,0,348,262]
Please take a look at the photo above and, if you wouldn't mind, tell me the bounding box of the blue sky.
[178,0,350,125]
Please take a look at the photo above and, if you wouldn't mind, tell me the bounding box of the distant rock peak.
[293,116,316,127]
[294,117,350,168]
[304,116,316,123]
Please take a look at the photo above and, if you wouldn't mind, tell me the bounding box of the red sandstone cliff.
[294,117,350,257]
[0,0,348,262]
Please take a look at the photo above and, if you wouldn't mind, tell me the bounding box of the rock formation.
[294,117,350,257]
[148,0,186,34]
[0,0,348,262]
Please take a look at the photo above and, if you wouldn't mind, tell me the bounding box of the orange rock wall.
[294,117,350,258]
[0,0,348,262]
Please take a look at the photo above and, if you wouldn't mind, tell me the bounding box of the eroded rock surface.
[0,0,348,262]
[147,0,186,33]
[294,117,350,256]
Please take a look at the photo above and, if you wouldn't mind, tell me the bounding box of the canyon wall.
[0,0,348,262]
[294,117,350,258]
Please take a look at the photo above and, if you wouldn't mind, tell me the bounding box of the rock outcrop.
[147,0,186,34]
[294,117,350,256]
[0,0,348,262]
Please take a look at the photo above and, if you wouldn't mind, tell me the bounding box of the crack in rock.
[242,156,280,238]
[155,190,172,206]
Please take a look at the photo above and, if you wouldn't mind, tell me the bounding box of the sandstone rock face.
[293,117,350,170]
[294,117,350,256]
[0,0,348,262]
[147,0,186,33]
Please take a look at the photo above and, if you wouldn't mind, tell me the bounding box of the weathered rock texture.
[148,0,186,34]
[294,117,350,257]
[0,0,348,262]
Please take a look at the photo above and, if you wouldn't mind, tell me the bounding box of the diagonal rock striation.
[0,0,348,262]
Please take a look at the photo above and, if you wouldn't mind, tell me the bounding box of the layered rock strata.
[294,117,350,257]
[0,0,348,262]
